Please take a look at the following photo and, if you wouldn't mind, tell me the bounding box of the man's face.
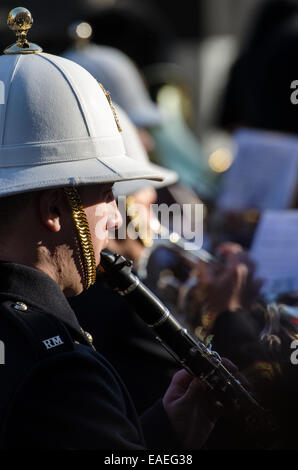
[80,183,122,265]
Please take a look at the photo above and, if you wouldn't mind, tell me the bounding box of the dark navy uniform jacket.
[0,261,177,449]
[70,280,179,414]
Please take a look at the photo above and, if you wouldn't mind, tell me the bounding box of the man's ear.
[39,189,66,233]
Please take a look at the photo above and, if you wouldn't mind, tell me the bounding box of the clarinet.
[98,250,276,447]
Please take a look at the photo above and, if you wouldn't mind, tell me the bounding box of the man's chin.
[64,284,83,298]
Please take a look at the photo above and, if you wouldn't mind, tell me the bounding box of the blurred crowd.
[2,0,298,450]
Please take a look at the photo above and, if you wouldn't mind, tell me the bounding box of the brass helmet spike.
[4,7,42,55]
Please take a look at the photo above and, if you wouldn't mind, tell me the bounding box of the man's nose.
[107,199,123,230]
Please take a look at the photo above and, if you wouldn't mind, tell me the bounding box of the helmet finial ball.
[4,7,42,55]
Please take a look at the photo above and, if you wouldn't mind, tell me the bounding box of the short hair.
[0,191,35,233]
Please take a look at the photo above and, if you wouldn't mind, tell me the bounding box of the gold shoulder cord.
[64,187,97,290]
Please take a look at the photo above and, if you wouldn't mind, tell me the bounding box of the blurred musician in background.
[179,242,298,449]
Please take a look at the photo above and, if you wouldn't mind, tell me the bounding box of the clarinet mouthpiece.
[99,250,117,272]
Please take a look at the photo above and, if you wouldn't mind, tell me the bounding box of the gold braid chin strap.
[64,187,97,290]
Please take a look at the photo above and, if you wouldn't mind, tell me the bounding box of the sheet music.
[250,210,298,300]
[216,128,298,211]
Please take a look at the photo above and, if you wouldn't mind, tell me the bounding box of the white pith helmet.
[63,42,163,128]
[113,104,178,196]
[0,8,163,198]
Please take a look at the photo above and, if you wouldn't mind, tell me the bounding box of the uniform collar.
[0,261,86,341]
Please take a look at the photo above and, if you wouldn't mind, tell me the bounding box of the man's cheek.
[95,204,108,241]
[95,217,108,240]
